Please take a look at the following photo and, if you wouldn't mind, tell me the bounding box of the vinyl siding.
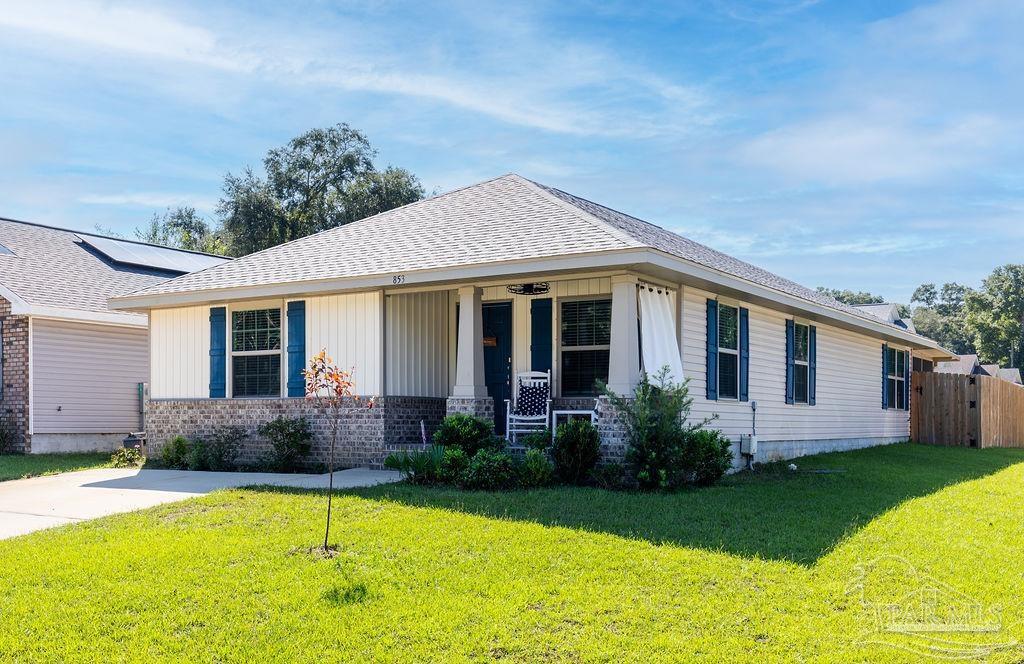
[32,319,148,433]
[150,305,209,399]
[681,286,910,442]
[305,291,383,395]
[386,291,449,397]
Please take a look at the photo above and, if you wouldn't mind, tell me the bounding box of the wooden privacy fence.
[912,371,1024,448]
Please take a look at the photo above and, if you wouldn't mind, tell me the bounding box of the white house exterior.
[0,218,228,453]
[110,175,953,467]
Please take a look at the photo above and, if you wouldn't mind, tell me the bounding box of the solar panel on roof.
[76,234,227,273]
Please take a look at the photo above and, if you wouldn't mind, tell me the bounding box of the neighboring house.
[0,218,228,453]
[110,174,954,467]
[851,302,916,334]
[935,354,1024,385]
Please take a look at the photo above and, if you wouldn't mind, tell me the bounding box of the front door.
[482,302,513,434]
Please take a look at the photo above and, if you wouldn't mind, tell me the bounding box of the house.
[935,354,1023,385]
[109,174,954,467]
[0,217,229,453]
[851,303,916,334]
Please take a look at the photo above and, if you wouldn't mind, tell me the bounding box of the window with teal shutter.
[209,307,226,398]
[530,298,552,373]
[286,301,306,397]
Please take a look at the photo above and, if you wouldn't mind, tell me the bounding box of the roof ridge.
[511,175,643,249]
[0,215,227,259]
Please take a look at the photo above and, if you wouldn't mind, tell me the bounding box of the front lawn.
[1,444,1023,661]
[0,452,111,482]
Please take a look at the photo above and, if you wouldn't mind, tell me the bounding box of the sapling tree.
[303,349,369,551]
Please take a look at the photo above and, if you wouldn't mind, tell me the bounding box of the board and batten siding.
[305,291,383,396]
[681,286,910,443]
[150,305,210,399]
[386,291,449,397]
[32,319,148,433]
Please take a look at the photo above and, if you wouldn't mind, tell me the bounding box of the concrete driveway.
[0,467,400,540]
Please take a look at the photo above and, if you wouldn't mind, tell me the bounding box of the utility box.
[741,434,758,456]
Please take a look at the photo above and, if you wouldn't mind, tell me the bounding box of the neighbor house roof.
[935,354,982,375]
[850,303,916,333]
[0,217,229,325]
[998,368,1023,385]
[109,174,951,354]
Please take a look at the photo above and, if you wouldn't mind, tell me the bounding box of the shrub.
[460,449,518,490]
[590,462,627,491]
[440,447,470,484]
[384,445,445,485]
[258,416,313,472]
[551,418,601,485]
[186,438,209,471]
[0,416,13,454]
[682,429,733,487]
[603,367,711,491]
[519,449,554,488]
[521,429,552,451]
[161,436,191,470]
[205,426,245,471]
[110,447,144,468]
[432,414,498,457]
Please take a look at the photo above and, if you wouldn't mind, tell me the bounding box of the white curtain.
[639,285,684,384]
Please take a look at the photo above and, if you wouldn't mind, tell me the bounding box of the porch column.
[452,286,488,397]
[607,274,641,395]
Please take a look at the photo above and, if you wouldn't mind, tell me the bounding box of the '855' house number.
[392,274,406,285]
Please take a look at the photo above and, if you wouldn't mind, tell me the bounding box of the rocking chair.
[505,370,552,445]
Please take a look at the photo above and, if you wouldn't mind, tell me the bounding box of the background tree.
[910,282,974,355]
[815,287,886,306]
[216,169,288,256]
[136,206,227,255]
[964,265,1024,366]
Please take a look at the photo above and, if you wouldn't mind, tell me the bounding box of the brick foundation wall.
[145,396,446,469]
[445,396,495,422]
[594,396,629,463]
[0,298,30,453]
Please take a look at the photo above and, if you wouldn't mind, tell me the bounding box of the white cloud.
[79,192,217,211]
[0,0,711,138]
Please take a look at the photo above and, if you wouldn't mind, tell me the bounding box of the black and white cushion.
[513,380,548,417]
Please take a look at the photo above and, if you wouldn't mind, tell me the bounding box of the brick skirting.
[0,297,30,453]
[146,396,446,469]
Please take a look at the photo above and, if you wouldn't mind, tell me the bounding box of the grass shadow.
[328,444,1024,565]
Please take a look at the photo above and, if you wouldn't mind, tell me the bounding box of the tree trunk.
[323,412,336,550]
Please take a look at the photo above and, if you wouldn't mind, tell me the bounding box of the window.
[913,357,933,373]
[887,347,907,410]
[560,299,611,396]
[794,322,810,404]
[231,308,281,397]
[717,303,739,399]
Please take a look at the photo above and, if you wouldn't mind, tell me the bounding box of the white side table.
[551,409,597,432]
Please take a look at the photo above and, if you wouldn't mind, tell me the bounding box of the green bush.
[521,429,552,451]
[551,419,601,485]
[604,367,709,491]
[258,416,313,472]
[161,436,191,470]
[110,447,144,468]
[519,449,554,488]
[432,414,499,457]
[0,416,14,454]
[460,449,519,490]
[205,426,245,471]
[186,438,209,471]
[384,445,445,485]
[590,462,627,491]
[682,429,734,487]
[440,447,470,484]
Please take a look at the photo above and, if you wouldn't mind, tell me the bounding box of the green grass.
[0,451,111,481]
[1,444,1023,661]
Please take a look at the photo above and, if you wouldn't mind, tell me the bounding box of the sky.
[1,0,1021,303]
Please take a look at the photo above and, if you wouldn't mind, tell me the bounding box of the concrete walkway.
[0,467,400,540]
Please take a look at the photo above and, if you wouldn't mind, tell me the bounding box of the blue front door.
[482,302,513,434]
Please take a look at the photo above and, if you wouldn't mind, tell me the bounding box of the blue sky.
[1,0,1020,303]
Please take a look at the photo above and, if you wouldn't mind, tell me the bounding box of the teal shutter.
[881,344,889,409]
[530,298,553,373]
[739,307,749,402]
[286,301,306,397]
[808,325,817,406]
[209,307,226,398]
[706,299,718,400]
[785,319,795,404]
[902,350,910,411]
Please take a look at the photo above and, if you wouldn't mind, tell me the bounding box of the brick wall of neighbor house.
[145,396,446,469]
[0,297,30,452]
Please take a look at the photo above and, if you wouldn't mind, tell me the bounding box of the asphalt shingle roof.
[118,174,914,334]
[0,218,224,315]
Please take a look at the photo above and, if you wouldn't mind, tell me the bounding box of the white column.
[452,286,488,397]
[607,274,641,395]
